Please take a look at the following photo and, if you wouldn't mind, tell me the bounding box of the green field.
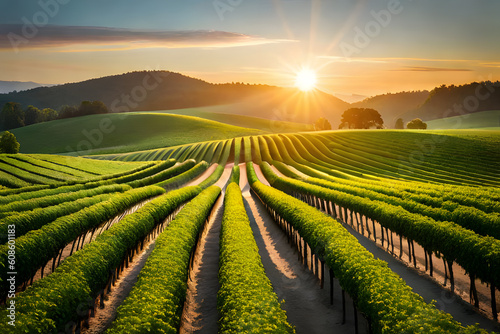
[148,106,314,132]
[427,110,500,130]
[1,129,499,333]
[11,112,264,155]
[11,110,315,156]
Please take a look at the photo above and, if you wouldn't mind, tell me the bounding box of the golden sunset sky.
[1,0,499,98]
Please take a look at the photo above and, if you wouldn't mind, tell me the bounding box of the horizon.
[3,69,498,104]
[1,1,500,97]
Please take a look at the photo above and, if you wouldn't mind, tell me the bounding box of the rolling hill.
[426,110,500,130]
[351,91,430,127]
[3,71,500,130]
[147,108,314,133]
[11,112,265,155]
[0,81,52,94]
[0,71,349,126]
[401,81,500,122]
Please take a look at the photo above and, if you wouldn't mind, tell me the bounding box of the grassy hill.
[11,112,264,155]
[426,110,500,129]
[148,107,314,132]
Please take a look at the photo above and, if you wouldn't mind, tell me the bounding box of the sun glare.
[295,69,317,91]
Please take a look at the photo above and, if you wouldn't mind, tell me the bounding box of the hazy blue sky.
[1,0,499,96]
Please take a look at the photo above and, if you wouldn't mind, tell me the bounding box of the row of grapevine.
[0,185,165,298]
[105,159,175,184]
[295,158,500,214]
[246,162,487,333]
[218,182,295,333]
[156,161,209,188]
[87,131,499,187]
[107,185,221,333]
[10,155,98,179]
[258,163,500,312]
[0,160,61,185]
[320,131,499,183]
[0,160,155,196]
[0,156,83,182]
[126,160,194,188]
[0,154,150,189]
[0,170,31,188]
[273,161,500,239]
[35,154,148,176]
[0,186,201,333]
[0,184,130,213]
[0,193,116,243]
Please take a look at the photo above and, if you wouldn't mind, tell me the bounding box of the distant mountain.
[401,81,500,122]
[5,71,496,130]
[0,81,52,94]
[207,85,350,128]
[352,91,430,128]
[333,93,367,104]
[0,71,349,126]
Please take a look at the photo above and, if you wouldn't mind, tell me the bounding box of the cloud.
[480,62,500,68]
[318,56,388,64]
[319,56,473,64]
[0,24,293,51]
[392,66,472,72]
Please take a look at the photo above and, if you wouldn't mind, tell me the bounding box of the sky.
[0,0,499,98]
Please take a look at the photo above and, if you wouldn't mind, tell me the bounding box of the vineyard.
[0,129,499,333]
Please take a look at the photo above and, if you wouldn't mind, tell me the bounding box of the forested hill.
[402,81,500,121]
[0,71,349,125]
[352,91,430,125]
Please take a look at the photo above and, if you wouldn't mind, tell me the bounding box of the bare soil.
[179,164,233,333]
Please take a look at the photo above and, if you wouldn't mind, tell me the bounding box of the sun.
[295,69,317,91]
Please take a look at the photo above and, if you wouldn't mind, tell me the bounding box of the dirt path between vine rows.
[179,163,233,334]
[242,164,367,334]
[82,239,157,334]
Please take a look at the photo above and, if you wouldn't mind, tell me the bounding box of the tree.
[314,117,332,131]
[339,108,384,129]
[78,100,108,117]
[0,131,20,154]
[395,118,404,129]
[41,108,58,122]
[406,118,427,129]
[0,102,24,130]
[58,105,78,119]
[24,105,42,126]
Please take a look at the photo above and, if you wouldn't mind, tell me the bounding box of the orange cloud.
[0,25,294,52]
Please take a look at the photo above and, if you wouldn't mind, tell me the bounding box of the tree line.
[315,108,427,131]
[0,100,109,131]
